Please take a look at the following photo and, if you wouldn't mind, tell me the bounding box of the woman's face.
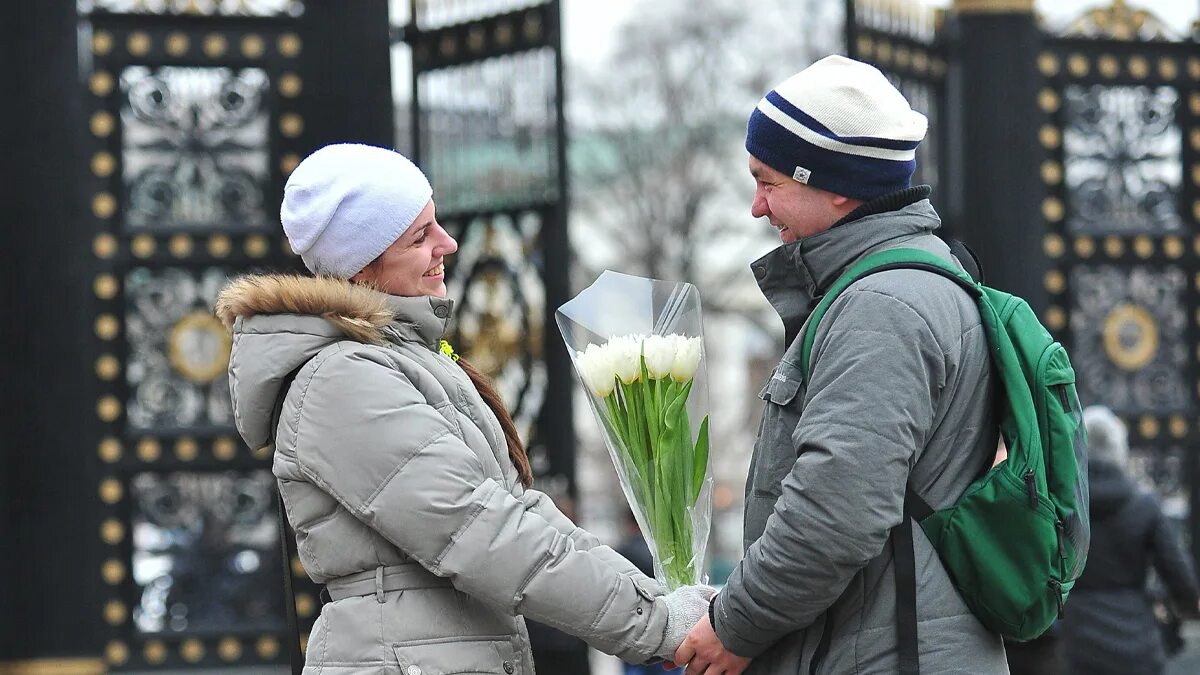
[350,199,458,297]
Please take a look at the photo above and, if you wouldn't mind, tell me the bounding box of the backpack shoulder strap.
[799,247,981,385]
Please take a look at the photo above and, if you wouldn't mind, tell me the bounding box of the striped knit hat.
[746,55,928,201]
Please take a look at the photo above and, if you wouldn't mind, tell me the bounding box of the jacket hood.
[1088,460,1135,519]
[215,274,453,449]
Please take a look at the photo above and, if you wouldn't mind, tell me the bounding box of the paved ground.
[1165,620,1200,675]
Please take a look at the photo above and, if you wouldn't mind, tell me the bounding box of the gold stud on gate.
[97,396,122,422]
[218,637,242,662]
[92,151,116,177]
[93,233,118,259]
[93,30,114,55]
[132,234,156,259]
[94,274,119,300]
[144,640,167,665]
[1037,52,1059,77]
[1043,234,1065,258]
[181,639,205,663]
[257,637,280,660]
[101,518,125,545]
[96,354,120,381]
[90,111,115,137]
[1073,236,1095,259]
[1103,236,1124,258]
[203,34,228,58]
[137,437,161,462]
[278,33,302,58]
[102,559,125,585]
[98,437,122,464]
[127,31,151,57]
[241,34,265,58]
[99,478,123,504]
[89,71,114,97]
[105,641,129,666]
[95,314,120,340]
[103,600,126,626]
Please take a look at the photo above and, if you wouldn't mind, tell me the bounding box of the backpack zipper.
[1048,579,1065,618]
[1024,469,1038,509]
[1057,384,1071,413]
[1055,519,1065,558]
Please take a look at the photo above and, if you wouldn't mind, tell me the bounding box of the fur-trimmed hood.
[217,274,396,344]
[216,274,453,449]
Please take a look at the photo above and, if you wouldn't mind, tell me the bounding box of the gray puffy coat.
[711,197,1010,674]
[217,275,670,675]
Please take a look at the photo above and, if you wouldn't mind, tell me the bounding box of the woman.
[1059,406,1200,675]
[216,144,711,674]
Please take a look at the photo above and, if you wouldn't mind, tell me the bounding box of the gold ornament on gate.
[168,312,232,383]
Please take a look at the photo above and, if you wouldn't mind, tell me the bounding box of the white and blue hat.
[746,55,928,201]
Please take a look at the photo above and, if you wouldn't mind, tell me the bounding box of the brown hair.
[456,357,533,487]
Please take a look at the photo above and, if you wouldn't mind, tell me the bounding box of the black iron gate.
[77,2,319,670]
[849,0,1200,559]
[394,0,574,500]
[1037,5,1200,539]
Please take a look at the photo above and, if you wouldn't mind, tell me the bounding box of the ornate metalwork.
[120,66,271,231]
[418,49,558,214]
[1065,0,1176,41]
[80,0,304,16]
[130,470,283,634]
[1068,265,1189,413]
[413,0,542,30]
[1063,85,1183,235]
[847,0,948,205]
[445,211,548,466]
[125,267,233,430]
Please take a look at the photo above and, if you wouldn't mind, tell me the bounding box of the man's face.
[749,156,846,244]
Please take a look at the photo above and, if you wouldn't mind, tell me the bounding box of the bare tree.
[567,0,842,321]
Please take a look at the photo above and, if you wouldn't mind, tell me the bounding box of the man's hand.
[673,613,751,675]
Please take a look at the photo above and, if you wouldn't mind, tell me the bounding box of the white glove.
[656,584,718,660]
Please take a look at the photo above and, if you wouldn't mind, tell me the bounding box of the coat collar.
[751,196,943,344]
[216,274,452,349]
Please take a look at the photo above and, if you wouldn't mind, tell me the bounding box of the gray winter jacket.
[217,275,671,675]
[711,197,1010,674]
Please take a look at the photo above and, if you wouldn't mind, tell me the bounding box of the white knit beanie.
[281,144,432,279]
[1082,405,1129,468]
[746,55,928,200]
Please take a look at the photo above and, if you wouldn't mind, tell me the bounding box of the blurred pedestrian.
[1060,406,1200,675]
[216,143,714,674]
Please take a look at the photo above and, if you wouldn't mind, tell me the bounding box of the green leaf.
[692,415,710,503]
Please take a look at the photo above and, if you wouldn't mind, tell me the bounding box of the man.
[674,56,1009,674]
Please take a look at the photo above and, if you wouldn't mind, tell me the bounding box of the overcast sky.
[561,0,1197,65]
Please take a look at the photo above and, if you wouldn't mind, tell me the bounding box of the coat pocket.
[392,635,519,675]
[750,363,806,499]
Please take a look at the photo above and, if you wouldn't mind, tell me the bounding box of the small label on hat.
[792,166,812,184]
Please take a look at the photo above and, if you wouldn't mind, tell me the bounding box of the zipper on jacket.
[1049,579,1065,619]
[809,613,836,675]
[1024,469,1038,509]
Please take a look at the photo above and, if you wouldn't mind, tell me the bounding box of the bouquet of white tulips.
[557,271,712,590]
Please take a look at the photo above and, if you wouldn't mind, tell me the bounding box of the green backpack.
[799,247,1090,671]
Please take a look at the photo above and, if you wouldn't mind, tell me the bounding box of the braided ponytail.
[456,358,533,487]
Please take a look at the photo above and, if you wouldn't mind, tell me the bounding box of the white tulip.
[609,334,644,384]
[670,336,703,383]
[643,335,675,380]
[577,342,616,398]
